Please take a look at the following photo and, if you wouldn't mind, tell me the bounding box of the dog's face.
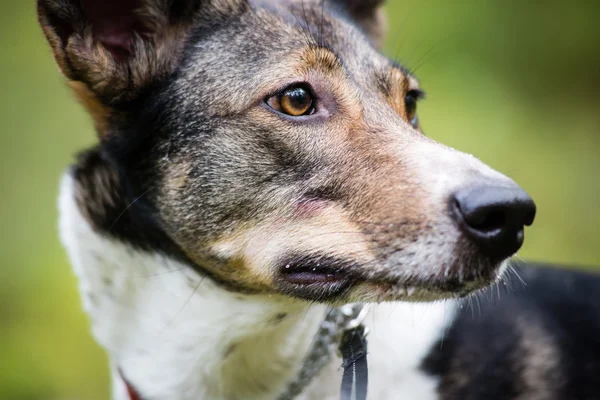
[39,0,535,303]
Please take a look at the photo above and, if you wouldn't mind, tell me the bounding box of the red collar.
[120,370,142,400]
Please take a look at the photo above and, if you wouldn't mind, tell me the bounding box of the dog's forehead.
[179,2,405,99]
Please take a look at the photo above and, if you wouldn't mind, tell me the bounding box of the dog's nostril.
[460,203,507,233]
[451,184,536,260]
[523,207,536,227]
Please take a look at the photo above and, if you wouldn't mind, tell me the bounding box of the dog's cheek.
[155,160,211,252]
[151,152,281,286]
[205,205,374,282]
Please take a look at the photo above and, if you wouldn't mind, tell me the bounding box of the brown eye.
[405,89,421,127]
[268,85,315,117]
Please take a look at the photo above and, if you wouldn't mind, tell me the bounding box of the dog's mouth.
[275,254,359,301]
[278,255,355,281]
[280,262,348,285]
[275,253,499,303]
[358,276,491,303]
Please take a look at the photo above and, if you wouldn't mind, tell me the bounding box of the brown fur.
[38,0,247,106]
[514,315,562,400]
[40,0,516,304]
[38,2,600,400]
[69,81,112,135]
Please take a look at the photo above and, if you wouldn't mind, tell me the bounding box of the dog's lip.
[355,270,495,301]
[365,279,478,300]
[276,254,500,301]
[275,255,359,301]
[279,266,479,300]
[280,262,349,285]
[276,253,359,289]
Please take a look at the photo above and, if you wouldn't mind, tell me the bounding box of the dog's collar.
[120,370,142,400]
[121,304,369,400]
[277,303,370,400]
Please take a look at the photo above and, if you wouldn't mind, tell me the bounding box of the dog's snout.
[451,184,536,259]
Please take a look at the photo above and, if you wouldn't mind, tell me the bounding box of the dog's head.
[39,0,535,303]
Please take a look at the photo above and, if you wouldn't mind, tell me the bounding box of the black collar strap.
[340,325,369,400]
[277,304,369,400]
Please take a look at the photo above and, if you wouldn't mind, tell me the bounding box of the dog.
[38,0,600,399]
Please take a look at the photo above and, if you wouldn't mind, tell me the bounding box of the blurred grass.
[0,1,598,399]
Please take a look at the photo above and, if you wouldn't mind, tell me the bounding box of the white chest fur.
[58,174,455,400]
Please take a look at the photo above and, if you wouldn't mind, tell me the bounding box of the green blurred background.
[1,1,598,399]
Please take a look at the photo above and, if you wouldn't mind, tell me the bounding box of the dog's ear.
[331,0,386,46]
[37,0,246,135]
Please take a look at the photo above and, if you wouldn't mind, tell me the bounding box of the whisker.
[109,185,155,232]
[301,0,310,41]
[407,33,461,75]
[135,267,188,279]
[159,277,204,336]
[319,0,326,47]
[467,296,474,319]
[158,259,223,335]
[389,0,430,62]
[289,8,315,45]
[474,294,482,316]
[507,262,527,288]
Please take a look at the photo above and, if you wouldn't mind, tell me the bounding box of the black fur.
[422,263,600,399]
[39,1,600,398]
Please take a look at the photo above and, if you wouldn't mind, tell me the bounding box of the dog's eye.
[405,89,423,127]
[267,85,315,117]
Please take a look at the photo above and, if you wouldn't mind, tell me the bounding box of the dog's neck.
[59,175,328,400]
[59,173,455,400]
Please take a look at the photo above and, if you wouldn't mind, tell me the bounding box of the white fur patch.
[364,302,456,400]
[59,173,455,400]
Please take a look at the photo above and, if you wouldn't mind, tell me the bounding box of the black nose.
[451,184,536,260]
